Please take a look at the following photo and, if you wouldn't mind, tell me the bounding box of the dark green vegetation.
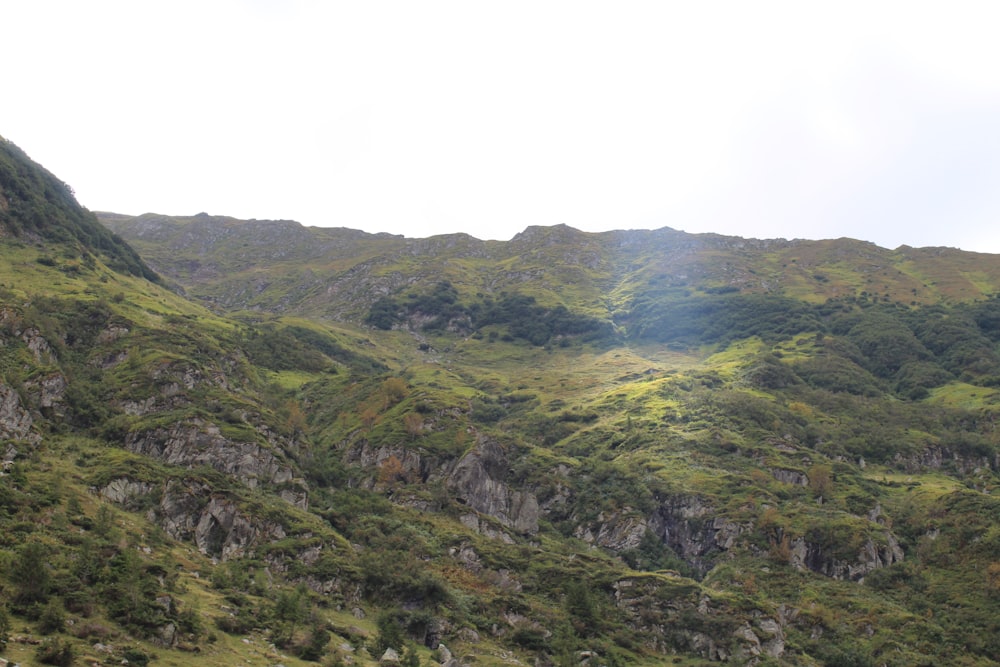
[367,282,614,346]
[0,138,159,283]
[0,139,998,666]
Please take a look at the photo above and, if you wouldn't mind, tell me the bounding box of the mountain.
[98,213,1000,320]
[0,139,159,284]
[0,139,998,667]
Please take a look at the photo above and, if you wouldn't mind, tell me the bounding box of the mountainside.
[99,213,1000,321]
[0,140,159,284]
[0,141,998,667]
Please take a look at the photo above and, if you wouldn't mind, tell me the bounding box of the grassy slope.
[0,198,996,666]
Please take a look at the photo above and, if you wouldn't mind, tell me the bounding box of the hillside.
[99,213,1000,319]
[0,139,997,667]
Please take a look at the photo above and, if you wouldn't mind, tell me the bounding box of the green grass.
[2,177,1000,666]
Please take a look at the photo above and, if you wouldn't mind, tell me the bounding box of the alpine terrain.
[2,135,999,666]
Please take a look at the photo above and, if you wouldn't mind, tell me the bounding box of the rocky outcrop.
[346,441,434,486]
[100,477,155,508]
[790,533,904,581]
[575,508,648,551]
[648,495,748,577]
[23,372,67,417]
[149,360,231,393]
[577,496,748,577]
[612,575,786,662]
[0,381,39,443]
[448,437,539,535]
[895,445,999,476]
[146,480,286,560]
[448,544,523,593]
[347,435,540,538]
[97,324,130,344]
[770,468,808,486]
[124,418,295,489]
[21,327,57,364]
[567,492,902,586]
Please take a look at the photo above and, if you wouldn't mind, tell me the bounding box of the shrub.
[38,598,67,634]
[0,603,9,648]
[35,637,75,666]
[122,648,151,667]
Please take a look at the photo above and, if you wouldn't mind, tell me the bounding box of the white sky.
[4,1,1000,252]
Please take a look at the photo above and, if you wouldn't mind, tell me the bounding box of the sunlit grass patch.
[927,382,1000,410]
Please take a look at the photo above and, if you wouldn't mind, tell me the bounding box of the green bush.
[35,636,75,666]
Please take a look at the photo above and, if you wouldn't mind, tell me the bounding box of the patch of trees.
[240,323,386,373]
[366,281,467,331]
[629,291,1000,398]
[367,282,615,346]
[0,138,159,282]
[626,293,820,345]
[475,293,614,346]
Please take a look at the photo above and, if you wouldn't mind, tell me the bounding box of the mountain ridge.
[0,142,997,666]
[99,211,1000,336]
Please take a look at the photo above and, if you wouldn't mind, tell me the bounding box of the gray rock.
[158,621,177,647]
[100,478,154,507]
[447,436,539,535]
[21,327,56,364]
[146,480,286,560]
[25,372,67,411]
[0,381,39,443]
[789,533,903,581]
[770,468,809,486]
[125,418,295,489]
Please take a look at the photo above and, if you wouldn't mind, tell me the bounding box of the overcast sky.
[4,1,1000,252]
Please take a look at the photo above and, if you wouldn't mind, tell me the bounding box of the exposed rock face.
[147,480,286,560]
[0,381,39,443]
[379,647,401,665]
[790,533,904,581]
[97,324,130,344]
[575,509,648,551]
[612,576,786,661]
[770,468,809,486]
[21,327,57,364]
[349,435,541,538]
[896,446,999,476]
[573,492,903,586]
[125,418,295,489]
[23,372,67,416]
[448,437,539,535]
[574,495,748,577]
[100,478,155,507]
[347,441,434,486]
[648,495,747,577]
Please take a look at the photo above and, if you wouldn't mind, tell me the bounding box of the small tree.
[285,400,308,435]
[360,408,379,432]
[374,610,404,656]
[94,503,117,538]
[0,602,10,648]
[35,637,75,666]
[808,464,833,499]
[39,598,66,634]
[987,561,1000,597]
[11,541,50,605]
[403,413,424,438]
[380,377,409,407]
[377,455,406,490]
[402,643,422,667]
[272,586,310,647]
[299,620,331,661]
